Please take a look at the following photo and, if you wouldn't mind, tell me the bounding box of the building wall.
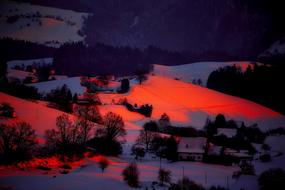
[178,153,203,161]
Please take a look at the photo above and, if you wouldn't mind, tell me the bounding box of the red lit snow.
[99,75,285,131]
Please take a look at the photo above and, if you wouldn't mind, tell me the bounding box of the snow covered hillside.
[153,61,258,85]
[0,0,89,47]
[27,77,85,95]
[99,75,285,131]
[1,75,285,190]
[7,58,53,70]
[0,92,73,139]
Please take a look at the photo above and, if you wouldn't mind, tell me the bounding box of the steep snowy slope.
[153,61,258,85]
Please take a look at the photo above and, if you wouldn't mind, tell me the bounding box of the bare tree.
[74,118,94,145]
[135,121,158,151]
[136,130,157,151]
[73,104,102,123]
[98,112,126,141]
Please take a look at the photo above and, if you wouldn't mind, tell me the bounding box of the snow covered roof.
[208,144,222,155]
[217,128,237,138]
[178,137,207,154]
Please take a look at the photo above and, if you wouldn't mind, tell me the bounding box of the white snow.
[0,0,89,47]
[7,58,53,70]
[28,77,86,95]
[98,75,285,131]
[1,74,285,190]
[0,92,73,139]
[6,69,35,81]
[153,61,259,85]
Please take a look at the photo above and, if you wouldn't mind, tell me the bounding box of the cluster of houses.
[177,128,253,163]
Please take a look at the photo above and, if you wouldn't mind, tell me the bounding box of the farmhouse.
[178,137,207,161]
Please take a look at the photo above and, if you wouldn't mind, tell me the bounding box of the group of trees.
[207,64,285,114]
[73,104,102,123]
[0,122,38,164]
[53,42,189,77]
[205,114,266,143]
[45,84,73,112]
[0,38,56,63]
[0,77,40,99]
[0,103,16,118]
[132,121,178,161]
[44,111,126,159]
[125,102,153,117]
[0,107,127,164]
[44,114,94,158]
[87,112,126,156]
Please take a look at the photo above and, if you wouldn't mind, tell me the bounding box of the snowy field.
[0,92,74,140]
[27,77,85,95]
[7,58,53,70]
[153,61,260,85]
[0,0,89,47]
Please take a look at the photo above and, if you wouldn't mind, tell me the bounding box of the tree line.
[207,64,285,114]
[53,42,189,77]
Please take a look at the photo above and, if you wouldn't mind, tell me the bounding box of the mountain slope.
[99,75,285,131]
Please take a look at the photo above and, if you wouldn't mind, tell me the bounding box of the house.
[178,137,207,161]
[217,128,237,138]
[224,148,253,163]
